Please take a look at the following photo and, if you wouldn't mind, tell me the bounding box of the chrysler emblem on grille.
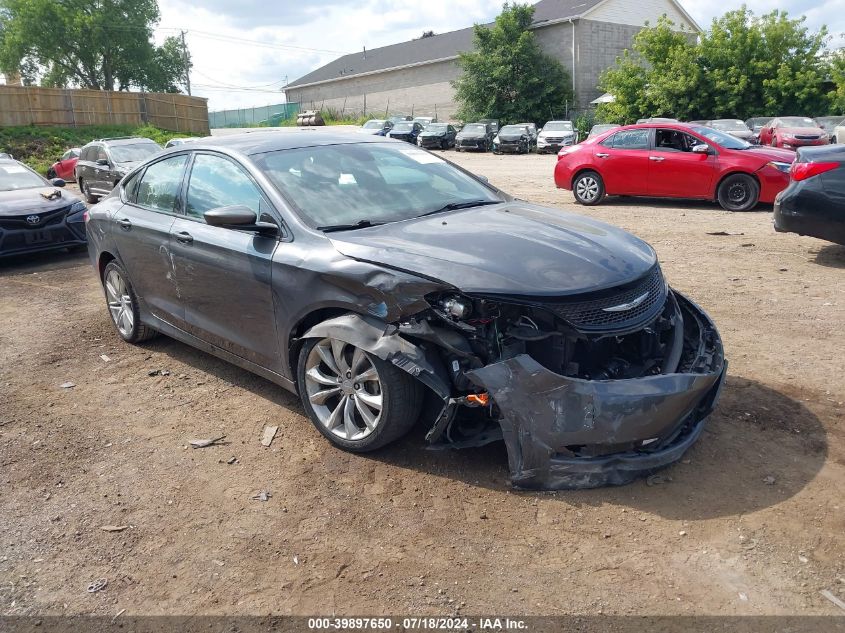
[602,291,650,313]
[26,215,41,225]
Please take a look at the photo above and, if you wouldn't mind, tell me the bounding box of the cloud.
[156,0,842,112]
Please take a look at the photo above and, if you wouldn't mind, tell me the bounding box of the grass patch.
[0,124,200,175]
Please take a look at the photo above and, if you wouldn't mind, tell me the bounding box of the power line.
[186,30,348,55]
[191,69,288,90]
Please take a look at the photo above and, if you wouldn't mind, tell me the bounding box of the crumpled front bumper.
[466,291,726,490]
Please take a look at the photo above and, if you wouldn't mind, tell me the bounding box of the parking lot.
[1,151,843,617]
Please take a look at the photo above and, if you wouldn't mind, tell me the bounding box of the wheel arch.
[570,167,604,190]
[291,311,452,401]
[713,170,760,202]
[97,251,117,283]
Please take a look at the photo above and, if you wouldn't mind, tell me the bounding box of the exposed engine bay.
[303,265,725,490]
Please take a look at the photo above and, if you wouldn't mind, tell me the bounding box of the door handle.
[649,156,665,162]
[118,218,132,230]
[175,231,193,244]
[596,152,609,158]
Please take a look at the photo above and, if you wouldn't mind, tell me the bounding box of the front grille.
[545,266,667,332]
[544,137,564,143]
[795,135,820,141]
[0,206,70,230]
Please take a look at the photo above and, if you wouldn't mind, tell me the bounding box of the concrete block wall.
[576,20,642,109]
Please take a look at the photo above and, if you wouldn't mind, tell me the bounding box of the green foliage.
[598,9,833,123]
[0,0,189,92]
[452,3,574,124]
[0,124,198,174]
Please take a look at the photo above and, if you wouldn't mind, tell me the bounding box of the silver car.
[708,119,755,142]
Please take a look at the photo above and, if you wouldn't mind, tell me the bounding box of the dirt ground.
[1,153,843,618]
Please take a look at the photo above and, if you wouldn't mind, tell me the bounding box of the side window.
[97,147,108,162]
[185,154,262,221]
[135,155,188,213]
[122,170,142,203]
[603,129,650,150]
[82,147,94,162]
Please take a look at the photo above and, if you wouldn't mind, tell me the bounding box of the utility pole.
[180,30,192,96]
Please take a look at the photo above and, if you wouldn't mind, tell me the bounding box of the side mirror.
[203,205,279,235]
[96,158,109,166]
[692,144,711,154]
[51,178,66,187]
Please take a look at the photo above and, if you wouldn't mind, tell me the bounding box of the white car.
[537,121,577,153]
[833,121,845,144]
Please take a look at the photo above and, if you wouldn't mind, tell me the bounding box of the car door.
[647,128,715,198]
[168,152,282,372]
[111,154,189,326]
[593,128,652,195]
[90,145,112,193]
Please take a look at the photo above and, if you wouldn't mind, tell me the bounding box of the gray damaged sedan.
[85,131,726,489]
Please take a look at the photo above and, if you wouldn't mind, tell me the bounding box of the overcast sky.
[7,1,841,111]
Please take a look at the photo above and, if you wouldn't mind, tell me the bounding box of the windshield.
[0,162,46,191]
[711,120,747,131]
[590,124,617,135]
[393,122,413,132]
[462,124,486,133]
[690,125,750,150]
[363,120,385,129]
[424,124,447,133]
[253,143,501,229]
[500,125,526,134]
[779,117,818,129]
[544,122,573,131]
[109,143,161,163]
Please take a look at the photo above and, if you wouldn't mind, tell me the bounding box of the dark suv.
[75,137,161,203]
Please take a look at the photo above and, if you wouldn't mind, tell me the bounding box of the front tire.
[80,178,99,204]
[297,336,422,452]
[717,173,760,212]
[572,171,605,205]
[102,261,157,343]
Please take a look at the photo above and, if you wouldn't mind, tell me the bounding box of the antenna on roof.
[363,46,366,59]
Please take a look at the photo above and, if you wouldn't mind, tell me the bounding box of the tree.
[452,3,573,124]
[0,0,189,92]
[598,8,832,123]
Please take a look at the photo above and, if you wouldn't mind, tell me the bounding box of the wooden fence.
[0,86,209,134]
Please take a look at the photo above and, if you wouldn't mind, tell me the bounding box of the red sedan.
[758,117,828,149]
[554,123,795,211]
[46,147,81,182]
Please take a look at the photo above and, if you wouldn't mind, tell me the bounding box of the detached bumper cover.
[467,292,726,489]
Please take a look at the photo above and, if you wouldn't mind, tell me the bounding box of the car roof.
[188,129,400,155]
[86,137,158,146]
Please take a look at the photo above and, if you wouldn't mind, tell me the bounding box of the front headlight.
[68,201,87,215]
[766,161,791,173]
[493,136,500,143]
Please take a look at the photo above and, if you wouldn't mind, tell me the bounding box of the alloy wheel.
[304,338,383,442]
[105,269,134,337]
[576,176,600,202]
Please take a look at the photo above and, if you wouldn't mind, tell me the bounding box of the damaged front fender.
[301,313,452,400]
[467,292,726,490]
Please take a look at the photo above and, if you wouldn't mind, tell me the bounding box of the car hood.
[456,132,486,139]
[539,130,575,138]
[498,132,527,141]
[358,128,384,135]
[0,188,81,216]
[739,146,796,162]
[420,131,446,137]
[328,202,657,296]
[389,130,414,136]
[778,127,825,136]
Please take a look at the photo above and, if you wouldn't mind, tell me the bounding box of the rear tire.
[572,171,605,205]
[717,173,760,212]
[102,261,157,344]
[297,336,423,452]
